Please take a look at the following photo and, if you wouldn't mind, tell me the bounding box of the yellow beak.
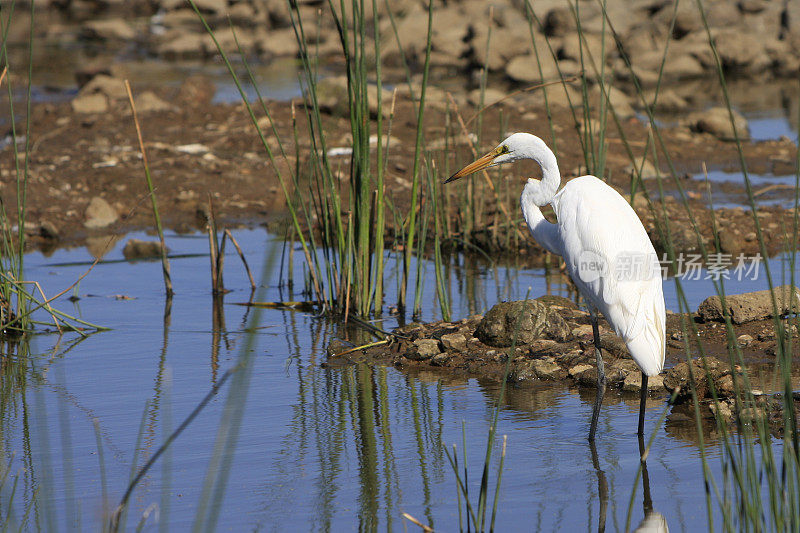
[445,149,499,183]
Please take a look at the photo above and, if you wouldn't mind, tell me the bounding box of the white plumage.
[447,132,667,439]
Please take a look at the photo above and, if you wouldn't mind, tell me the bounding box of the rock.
[84,197,118,229]
[410,338,441,360]
[625,159,659,180]
[191,0,227,14]
[504,52,560,84]
[737,334,754,347]
[157,32,206,59]
[572,324,593,337]
[176,75,216,107]
[75,62,113,88]
[313,76,392,118]
[431,14,470,64]
[543,6,575,37]
[536,294,577,309]
[623,372,665,393]
[379,5,433,63]
[81,19,136,41]
[257,27,300,57]
[660,53,705,80]
[739,407,765,423]
[716,228,742,255]
[569,363,593,378]
[687,106,750,141]
[712,30,770,73]
[664,358,725,399]
[431,353,450,366]
[697,285,800,324]
[467,88,506,108]
[647,89,689,112]
[475,300,571,347]
[79,74,128,100]
[39,220,59,240]
[440,333,467,352]
[708,400,734,420]
[530,358,568,380]
[134,91,176,113]
[123,239,167,260]
[72,93,108,114]
[470,23,531,71]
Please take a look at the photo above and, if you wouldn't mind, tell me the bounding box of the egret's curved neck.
[520,141,562,255]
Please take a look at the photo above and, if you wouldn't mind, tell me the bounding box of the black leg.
[588,313,607,441]
[638,433,653,512]
[637,372,648,436]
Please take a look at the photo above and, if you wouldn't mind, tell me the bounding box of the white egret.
[447,132,666,440]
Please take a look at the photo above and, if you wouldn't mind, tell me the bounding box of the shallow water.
[1,228,795,530]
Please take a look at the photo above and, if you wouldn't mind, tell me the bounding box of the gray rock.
[410,338,441,360]
[123,239,167,260]
[72,93,108,114]
[697,285,800,324]
[440,333,467,352]
[84,197,118,229]
[475,300,571,347]
[687,106,750,141]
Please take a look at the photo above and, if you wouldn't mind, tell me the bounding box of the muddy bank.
[331,292,800,436]
[2,71,797,263]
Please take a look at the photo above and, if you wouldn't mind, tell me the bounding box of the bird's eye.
[500,145,509,154]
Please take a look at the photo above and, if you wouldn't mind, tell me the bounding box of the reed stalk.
[125,80,173,297]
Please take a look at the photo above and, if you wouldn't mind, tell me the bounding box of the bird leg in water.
[588,313,607,441]
[638,373,648,436]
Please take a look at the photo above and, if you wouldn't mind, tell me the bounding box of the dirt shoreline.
[3,77,797,261]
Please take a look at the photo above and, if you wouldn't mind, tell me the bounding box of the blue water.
[0,228,793,530]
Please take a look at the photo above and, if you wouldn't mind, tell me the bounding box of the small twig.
[331,339,389,357]
[401,512,434,532]
[754,183,794,197]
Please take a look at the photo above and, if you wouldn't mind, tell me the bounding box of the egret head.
[445,132,544,183]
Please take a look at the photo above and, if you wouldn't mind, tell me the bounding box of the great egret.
[447,132,666,440]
